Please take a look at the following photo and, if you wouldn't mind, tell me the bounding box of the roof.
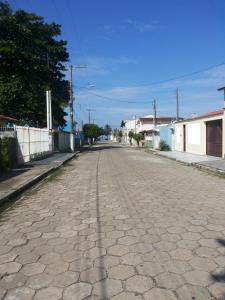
[138,116,178,123]
[177,109,224,123]
[0,115,17,123]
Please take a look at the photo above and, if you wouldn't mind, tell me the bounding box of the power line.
[76,86,150,104]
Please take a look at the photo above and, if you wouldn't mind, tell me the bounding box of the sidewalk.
[0,152,78,205]
[157,150,225,174]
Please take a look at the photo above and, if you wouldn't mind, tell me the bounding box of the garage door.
[206,120,223,157]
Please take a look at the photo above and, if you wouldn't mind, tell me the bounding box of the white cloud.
[74,55,137,77]
[126,19,157,32]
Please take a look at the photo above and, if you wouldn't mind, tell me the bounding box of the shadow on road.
[211,238,225,284]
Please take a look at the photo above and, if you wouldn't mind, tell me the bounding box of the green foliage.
[128,130,134,139]
[83,124,103,141]
[133,133,145,146]
[0,1,70,127]
[159,140,171,151]
[0,137,17,170]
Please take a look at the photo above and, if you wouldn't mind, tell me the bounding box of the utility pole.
[176,88,179,121]
[134,115,137,134]
[152,99,157,128]
[87,109,95,124]
[69,65,74,152]
[68,64,87,152]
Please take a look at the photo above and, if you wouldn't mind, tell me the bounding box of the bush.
[159,140,170,151]
[0,137,17,171]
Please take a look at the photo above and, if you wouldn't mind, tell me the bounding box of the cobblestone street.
[1,143,225,299]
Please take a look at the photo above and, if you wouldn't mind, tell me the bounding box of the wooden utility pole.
[176,88,179,121]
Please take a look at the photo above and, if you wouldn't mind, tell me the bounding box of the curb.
[194,163,225,176]
[0,151,79,206]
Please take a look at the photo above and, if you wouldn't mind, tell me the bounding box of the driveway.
[0,142,225,299]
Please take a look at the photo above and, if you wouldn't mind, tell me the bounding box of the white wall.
[175,115,223,155]
[16,126,52,164]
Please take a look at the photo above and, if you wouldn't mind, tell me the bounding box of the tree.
[104,124,112,138]
[133,133,145,147]
[128,130,134,139]
[120,120,126,128]
[0,2,70,127]
[83,123,102,144]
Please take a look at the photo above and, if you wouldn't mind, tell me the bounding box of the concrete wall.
[16,126,52,164]
[175,115,223,156]
[58,131,70,151]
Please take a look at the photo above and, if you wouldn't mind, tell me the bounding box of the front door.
[206,120,222,157]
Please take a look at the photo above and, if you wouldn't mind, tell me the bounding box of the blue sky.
[10,0,225,129]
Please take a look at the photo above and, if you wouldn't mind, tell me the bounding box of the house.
[0,115,17,126]
[122,115,178,146]
[175,108,225,158]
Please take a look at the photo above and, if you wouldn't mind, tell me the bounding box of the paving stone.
[118,236,139,245]
[42,232,60,239]
[0,287,6,300]
[137,261,164,276]
[177,239,199,250]
[177,284,212,300]
[199,238,220,248]
[61,250,83,262]
[0,273,27,290]
[108,265,135,280]
[155,272,185,289]
[111,292,143,300]
[8,238,27,247]
[120,252,142,266]
[184,270,213,286]
[84,247,106,259]
[189,256,217,272]
[70,258,93,272]
[34,287,63,300]
[16,253,39,264]
[39,252,61,264]
[209,282,225,299]
[125,275,154,293]
[63,282,92,299]
[93,278,122,298]
[164,259,192,274]
[129,242,153,253]
[45,261,69,275]
[0,262,22,276]
[0,253,17,264]
[170,248,193,261]
[24,232,42,239]
[21,262,45,276]
[94,255,119,269]
[142,250,170,263]
[108,245,129,256]
[154,241,176,252]
[80,267,107,283]
[26,273,53,289]
[195,246,219,258]
[4,287,35,300]
[52,271,79,287]
[182,232,202,240]
[144,288,177,300]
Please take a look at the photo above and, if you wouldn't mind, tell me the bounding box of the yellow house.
[175,109,225,158]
